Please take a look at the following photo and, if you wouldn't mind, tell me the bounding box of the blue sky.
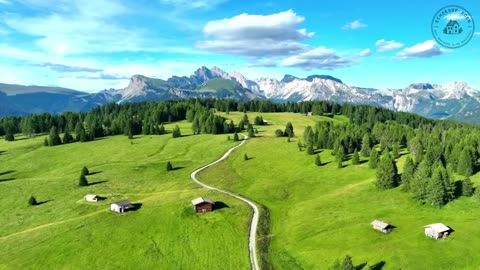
[0,0,478,91]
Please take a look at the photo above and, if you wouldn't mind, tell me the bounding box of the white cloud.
[444,13,466,21]
[0,0,11,4]
[281,47,354,70]
[342,19,367,30]
[2,0,164,56]
[197,10,314,57]
[396,40,444,59]
[353,48,372,58]
[475,32,480,36]
[375,39,404,52]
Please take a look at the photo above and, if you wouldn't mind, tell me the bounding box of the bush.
[274,129,284,137]
[28,195,37,206]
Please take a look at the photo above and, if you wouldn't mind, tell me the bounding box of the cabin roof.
[111,200,133,207]
[424,223,450,232]
[85,194,98,200]
[371,220,390,229]
[446,20,459,26]
[191,197,214,206]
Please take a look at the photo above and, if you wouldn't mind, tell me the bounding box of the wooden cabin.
[370,220,392,233]
[192,197,214,213]
[85,194,99,202]
[424,223,451,239]
[110,200,134,214]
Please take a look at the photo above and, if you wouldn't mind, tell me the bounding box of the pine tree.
[297,141,303,151]
[166,161,173,171]
[392,143,400,159]
[462,177,475,197]
[227,135,231,141]
[5,130,15,141]
[62,131,74,144]
[427,167,448,207]
[158,124,166,135]
[375,152,398,190]
[284,122,294,138]
[411,160,431,202]
[457,149,473,177]
[48,126,62,146]
[341,255,355,270]
[360,134,372,157]
[43,137,48,146]
[81,166,89,176]
[351,149,360,165]
[337,159,343,168]
[79,175,89,186]
[315,154,322,166]
[233,132,239,142]
[306,144,315,155]
[247,124,255,138]
[172,125,182,138]
[369,149,379,169]
[401,156,416,192]
[336,146,345,163]
[244,153,249,161]
[28,195,37,206]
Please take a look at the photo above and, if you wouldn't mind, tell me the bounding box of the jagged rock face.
[0,65,479,123]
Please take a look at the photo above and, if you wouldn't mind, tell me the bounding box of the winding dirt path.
[190,136,260,270]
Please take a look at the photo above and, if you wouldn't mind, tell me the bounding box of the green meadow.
[0,121,250,270]
[199,112,480,269]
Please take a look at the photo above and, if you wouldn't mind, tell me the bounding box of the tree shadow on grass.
[214,201,229,210]
[0,150,7,155]
[88,171,102,176]
[0,170,15,176]
[369,261,386,270]
[88,180,108,186]
[37,199,54,206]
[355,262,368,270]
[0,177,15,182]
[171,166,185,171]
[245,157,255,161]
[358,160,368,164]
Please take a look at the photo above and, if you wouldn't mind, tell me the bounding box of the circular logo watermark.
[431,5,475,48]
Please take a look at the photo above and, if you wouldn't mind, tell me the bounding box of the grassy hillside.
[0,83,86,96]
[0,121,250,269]
[199,112,480,269]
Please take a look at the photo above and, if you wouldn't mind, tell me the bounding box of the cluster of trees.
[2,98,434,143]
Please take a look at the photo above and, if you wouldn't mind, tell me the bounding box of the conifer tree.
[172,125,182,138]
[427,167,448,207]
[462,177,475,197]
[81,166,89,176]
[5,130,14,141]
[158,124,166,135]
[401,156,416,192]
[341,255,355,270]
[411,160,431,202]
[315,154,322,166]
[375,152,398,190]
[392,142,400,159]
[351,149,360,165]
[336,146,345,163]
[166,161,173,171]
[360,134,372,157]
[43,137,48,146]
[306,144,315,155]
[284,122,294,138]
[457,149,473,176]
[233,132,239,142]
[28,195,37,206]
[48,126,62,146]
[79,175,88,186]
[369,149,379,169]
[62,130,74,144]
[244,153,249,161]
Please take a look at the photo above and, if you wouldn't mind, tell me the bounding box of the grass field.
[199,112,480,269]
[0,121,251,270]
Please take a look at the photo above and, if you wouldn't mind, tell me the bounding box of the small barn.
[85,194,99,202]
[110,200,134,214]
[370,220,392,233]
[192,197,214,213]
[424,223,451,239]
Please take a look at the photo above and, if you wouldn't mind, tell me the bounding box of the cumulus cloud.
[342,19,367,30]
[375,39,404,52]
[444,12,467,21]
[196,10,314,57]
[396,40,444,59]
[34,63,103,73]
[280,47,354,70]
[475,32,480,36]
[353,48,372,58]
[0,0,10,4]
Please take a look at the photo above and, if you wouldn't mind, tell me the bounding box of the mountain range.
[1,66,479,123]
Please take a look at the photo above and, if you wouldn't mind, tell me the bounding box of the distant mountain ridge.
[0,66,479,123]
